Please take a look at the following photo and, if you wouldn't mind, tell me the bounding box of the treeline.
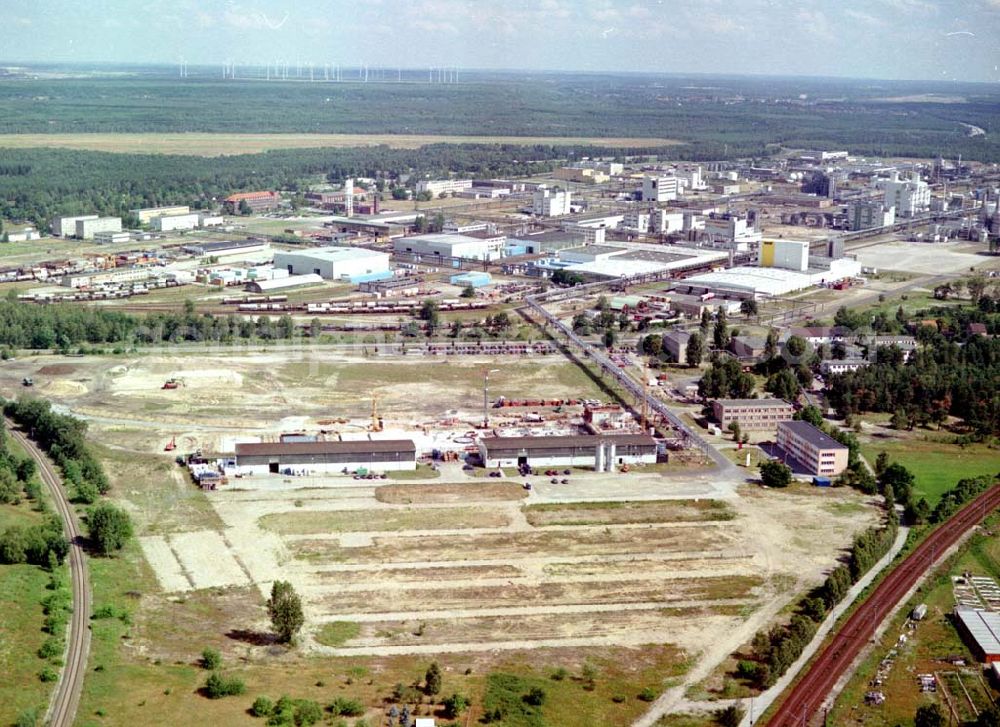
[932,475,996,523]
[0,419,68,567]
[4,397,109,503]
[4,397,133,556]
[737,513,898,689]
[0,300,298,349]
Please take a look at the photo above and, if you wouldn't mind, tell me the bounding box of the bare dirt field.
[855,239,997,275]
[0,348,883,725]
[0,132,682,156]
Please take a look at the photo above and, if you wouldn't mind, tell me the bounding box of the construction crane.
[370,393,383,432]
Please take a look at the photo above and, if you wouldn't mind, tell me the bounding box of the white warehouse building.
[151,213,200,232]
[76,217,122,240]
[394,233,506,261]
[52,214,98,238]
[273,247,390,281]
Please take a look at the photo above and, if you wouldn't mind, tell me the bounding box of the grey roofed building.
[955,607,1000,662]
[662,330,692,363]
[777,420,847,450]
[235,439,416,468]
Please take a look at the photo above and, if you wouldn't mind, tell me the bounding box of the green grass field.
[0,563,57,725]
[861,438,999,506]
[0,464,60,727]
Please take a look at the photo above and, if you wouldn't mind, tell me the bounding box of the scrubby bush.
[203,671,245,699]
[201,647,222,670]
[328,697,364,717]
[250,695,274,717]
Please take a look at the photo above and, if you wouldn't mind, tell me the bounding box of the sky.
[1,0,999,82]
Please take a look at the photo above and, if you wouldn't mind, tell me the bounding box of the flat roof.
[236,440,416,457]
[715,398,792,408]
[274,246,387,262]
[778,420,848,451]
[562,244,626,256]
[249,274,324,291]
[402,233,493,247]
[481,434,656,452]
[186,239,268,253]
[957,608,1000,657]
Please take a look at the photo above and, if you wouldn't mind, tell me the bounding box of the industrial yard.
[0,347,881,725]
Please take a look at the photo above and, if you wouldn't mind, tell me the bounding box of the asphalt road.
[9,425,91,727]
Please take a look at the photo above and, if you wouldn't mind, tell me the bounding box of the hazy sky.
[2,0,999,82]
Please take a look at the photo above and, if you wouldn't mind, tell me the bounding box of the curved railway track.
[9,425,90,727]
[767,484,1000,726]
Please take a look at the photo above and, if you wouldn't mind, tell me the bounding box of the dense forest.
[0,143,642,227]
[0,73,997,161]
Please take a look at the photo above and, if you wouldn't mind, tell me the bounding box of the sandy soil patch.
[169,530,250,589]
[317,575,762,614]
[525,500,734,527]
[40,380,87,396]
[375,483,527,504]
[312,564,522,585]
[138,536,192,592]
[340,608,745,648]
[259,506,510,534]
[293,523,735,564]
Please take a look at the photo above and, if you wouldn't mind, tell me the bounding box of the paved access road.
[767,484,1000,726]
[9,425,91,727]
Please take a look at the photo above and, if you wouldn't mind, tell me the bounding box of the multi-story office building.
[415,179,473,196]
[712,399,794,432]
[776,420,849,477]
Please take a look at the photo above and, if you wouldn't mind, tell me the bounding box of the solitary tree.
[87,502,133,556]
[727,421,742,442]
[425,661,442,696]
[740,298,758,319]
[759,460,792,488]
[238,199,252,216]
[266,580,304,643]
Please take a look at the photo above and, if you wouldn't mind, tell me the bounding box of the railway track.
[767,484,1000,726]
[9,425,91,727]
